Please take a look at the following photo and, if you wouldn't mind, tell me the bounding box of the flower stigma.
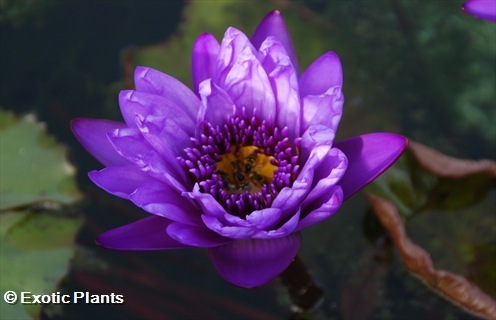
[180,114,300,218]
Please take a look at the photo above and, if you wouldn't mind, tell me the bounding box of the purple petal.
[259,36,300,138]
[299,124,335,163]
[135,114,191,157]
[209,233,301,288]
[198,79,236,126]
[215,207,299,241]
[135,115,191,184]
[299,51,342,97]
[272,126,335,216]
[192,33,221,93]
[137,150,188,192]
[251,10,300,74]
[221,210,278,228]
[96,216,187,250]
[166,222,231,247]
[118,90,195,135]
[215,28,276,120]
[216,27,256,82]
[334,133,408,199]
[133,66,200,119]
[202,215,259,239]
[463,0,496,22]
[185,185,227,218]
[301,86,344,135]
[71,118,128,166]
[107,126,189,190]
[296,186,343,231]
[294,128,335,188]
[246,208,282,230]
[129,180,202,226]
[271,179,308,219]
[88,165,149,199]
[107,127,153,161]
[252,208,301,240]
[301,147,347,208]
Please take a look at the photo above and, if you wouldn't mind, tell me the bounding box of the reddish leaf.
[367,193,496,320]
[408,141,496,179]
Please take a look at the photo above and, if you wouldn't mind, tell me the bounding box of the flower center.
[180,115,299,218]
[216,145,278,194]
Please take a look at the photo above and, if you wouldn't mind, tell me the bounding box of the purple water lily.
[72,10,407,288]
[462,0,496,22]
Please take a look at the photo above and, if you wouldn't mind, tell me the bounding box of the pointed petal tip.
[70,118,87,139]
[193,32,218,48]
[95,216,188,251]
[70,117,81,130]
[266,9,282,18]
[335,132,408,199]
[462,0,496,22]
[252,9,299,74]
[134,65,147,75]
[70,117,92,136]
[134,66,154,84]
[299,51,343,96]
[118,89,133,101]
[71,118,129,166]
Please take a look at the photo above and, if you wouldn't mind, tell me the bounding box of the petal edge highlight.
[462,0,496,22]
[251,10,300,74]
[334,133,408,199]
[71,118,128,167]
[96,216,188,250]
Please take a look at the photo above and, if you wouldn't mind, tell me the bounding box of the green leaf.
[367,144,495,217]
[0,109,83,318]
[0,210,83,319]
[6,211,82,250]
[0,109,81,210]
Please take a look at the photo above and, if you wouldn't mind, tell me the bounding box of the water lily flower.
[72,10,407,288]
[462,0,496,22]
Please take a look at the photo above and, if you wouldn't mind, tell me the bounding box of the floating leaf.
[367,141,496,217]
[0,210,83,319]
[0,109,83,319]
[7,210,82,250]
[367,194,496,320]
[0,109,81,210]
[366,141,496,319]
[408,141,496,210]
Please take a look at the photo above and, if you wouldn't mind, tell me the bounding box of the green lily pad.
[6,210,83,250]
[0,210,83,319]
[0,109,81,210]
[0,109,83,319]
[367,142,495,217]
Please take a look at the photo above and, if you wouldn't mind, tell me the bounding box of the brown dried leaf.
[367,193,496,320]
[408,141,496,179]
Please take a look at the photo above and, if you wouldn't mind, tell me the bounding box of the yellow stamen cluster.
[216,145,277,194]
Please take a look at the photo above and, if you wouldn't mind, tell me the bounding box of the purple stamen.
[179,115,300,218]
